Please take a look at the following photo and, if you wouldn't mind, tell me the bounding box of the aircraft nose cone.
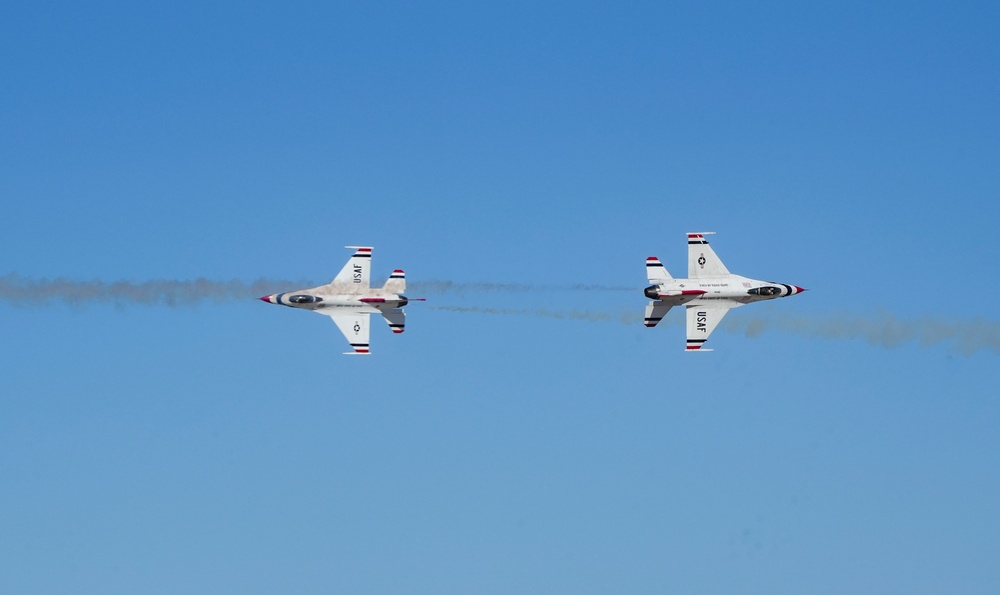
[259,295,272,303]
[794,286,807,294]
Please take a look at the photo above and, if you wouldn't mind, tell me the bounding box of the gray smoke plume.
[0,273,307,307]
[4,274,996,355]
[430,304,1000,356]
[722,311,1000,356]
[0,274,633,307]
[429,304,641,325]
[410,280,635,294]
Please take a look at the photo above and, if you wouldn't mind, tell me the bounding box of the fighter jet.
[259,246,423,355]
[643,232,806,351]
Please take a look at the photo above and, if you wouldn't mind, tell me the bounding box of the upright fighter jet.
[643,233,806,351]
[259,247,422,355]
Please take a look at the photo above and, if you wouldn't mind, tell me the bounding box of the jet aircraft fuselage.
[643,275,804,305]
[643,233,805,351]
[261,292,411,311]
[259,246,421,355]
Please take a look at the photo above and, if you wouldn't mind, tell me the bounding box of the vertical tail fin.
[382,269,406,294]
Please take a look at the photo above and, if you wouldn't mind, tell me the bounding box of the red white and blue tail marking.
[646,256,672,283]
[383,269,406,293]
[381,308,406,334]
[644,301,672,328]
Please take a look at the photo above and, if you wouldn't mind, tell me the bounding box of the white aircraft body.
[259,247,422,355]
[643,232,806,351]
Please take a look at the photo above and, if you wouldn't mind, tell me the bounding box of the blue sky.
[3,2,999,593]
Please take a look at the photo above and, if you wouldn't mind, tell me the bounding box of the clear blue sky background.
[3,2,999,593]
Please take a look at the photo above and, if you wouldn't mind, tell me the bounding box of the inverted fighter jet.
[259,246,423,355]
[643,233,806,351]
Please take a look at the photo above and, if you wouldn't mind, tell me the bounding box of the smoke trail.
[410,280,635,294]
[5,274,997,355]
[0,273,307,307]
[0,274,634,307]
[429,304,641,325]
[430,304,1000,355]
[723,312,1000,356]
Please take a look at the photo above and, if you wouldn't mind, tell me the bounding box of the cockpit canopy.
[288,294,321,304]
[748,286,781,297]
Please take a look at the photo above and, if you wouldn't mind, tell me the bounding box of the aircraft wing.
[330,246,372,289]
[380,308,405,334]
[644,301,672,328]
[325,311,372,354]
[687,233,730,278]
[685,303,733,351]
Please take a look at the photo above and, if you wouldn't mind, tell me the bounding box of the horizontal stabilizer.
[381,308,406,334]
[646,257,672,284]
[644,301,672,328]
[382,269,405,293]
